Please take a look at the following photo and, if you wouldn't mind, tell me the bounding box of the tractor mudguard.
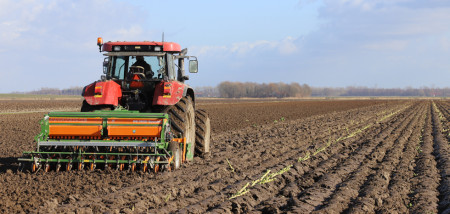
[152,81,185,106]
[83,81,122,106]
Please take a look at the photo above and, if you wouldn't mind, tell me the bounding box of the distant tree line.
[12,87,84,96]
[215,81,312,98]
[196,84,450,98]
[12,85,450,98]
[311,86,450,97]
[194,86,220,98]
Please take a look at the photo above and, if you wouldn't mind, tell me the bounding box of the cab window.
[129,56,166,79]
[110,56,127,79]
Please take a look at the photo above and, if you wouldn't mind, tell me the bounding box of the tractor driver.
[132,56,153,78]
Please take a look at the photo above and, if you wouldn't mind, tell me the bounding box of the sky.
[0,0,449,93]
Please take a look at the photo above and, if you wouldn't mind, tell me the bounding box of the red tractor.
[81,38,210,161]
[19,38,210,172]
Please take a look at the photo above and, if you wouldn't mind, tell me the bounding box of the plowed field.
[0,99,449,213]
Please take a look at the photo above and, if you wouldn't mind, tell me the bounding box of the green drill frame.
[33,110,169,143]
[18,110,194,167]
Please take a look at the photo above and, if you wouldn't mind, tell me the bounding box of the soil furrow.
[410,103,441,213]
[345,102,424,213]
[249,103,416,212]
[431,102,450,213]
[295,102,419,213]
[376,102,427,213]
[306,103,421,213]
[154,104,402,213]
[204,104,413,213]
[435,101,450,143]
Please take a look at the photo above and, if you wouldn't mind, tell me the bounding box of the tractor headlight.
[154,46,161,52]
[113,46,121,51]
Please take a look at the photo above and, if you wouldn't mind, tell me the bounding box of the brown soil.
[0,100,80,113]
[0,99,448,213]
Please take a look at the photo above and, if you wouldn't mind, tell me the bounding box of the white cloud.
[317,0,412,13]
[0,0,44,42]
[0,0,154,92]
[300,0,450,53]
[440,37,450,51]
[363,40,409,51]
[278,36,300,55]
[114,25,145,41]
[292,0,450,87]
[1,0,449,92]
[229,40,276,55]
[0,0,156,52]
[190,45,228,56]
[191,36,300,58]
[336,0,374,11]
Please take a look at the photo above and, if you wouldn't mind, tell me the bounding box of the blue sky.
[0,0,449,93]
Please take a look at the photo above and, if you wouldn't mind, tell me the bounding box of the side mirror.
[189,59,198,73]
[103,57,109,74]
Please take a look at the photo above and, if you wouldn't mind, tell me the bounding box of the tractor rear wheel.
[80,100,91,112]
[164,97,196,161]
[195,109,211,157]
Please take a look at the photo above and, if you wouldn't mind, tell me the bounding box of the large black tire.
[164,97,196,161]
[195,109,211,157]
[81,100,92,112]
[168,141,181,170]
[81,100,113,112]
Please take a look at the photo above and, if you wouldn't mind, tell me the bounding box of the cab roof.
[102,41,181,52]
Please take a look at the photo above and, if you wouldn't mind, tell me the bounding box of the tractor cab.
[81,38,198,112]
[100,39,198,84]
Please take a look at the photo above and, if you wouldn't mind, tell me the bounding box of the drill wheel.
[31,162,37,173]
[130,156,138,172]
[90,162,96,171]
[78,162,84,171]
[154,156,161,173]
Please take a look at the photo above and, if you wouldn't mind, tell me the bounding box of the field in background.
[0,94,82,100]
[1,93,448,101]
